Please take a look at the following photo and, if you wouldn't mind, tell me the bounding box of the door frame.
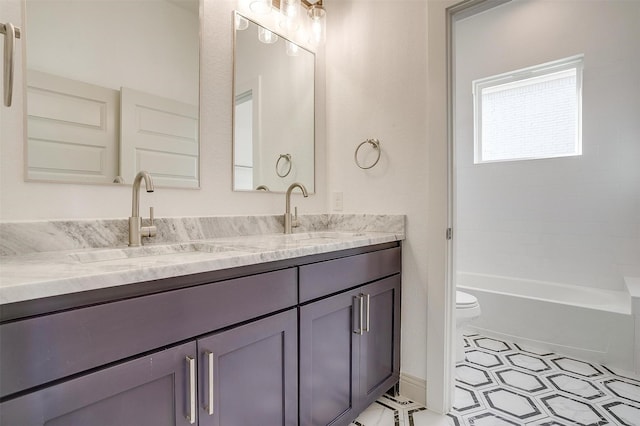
[438,0,511,414]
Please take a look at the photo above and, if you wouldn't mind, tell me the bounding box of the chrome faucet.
[284,182,308,234]
[129,171,157,247]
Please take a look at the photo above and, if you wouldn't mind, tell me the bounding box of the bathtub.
[457,272,636,373]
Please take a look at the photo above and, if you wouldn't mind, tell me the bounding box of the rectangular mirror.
[24,0,200,188]
[233,12,315,193]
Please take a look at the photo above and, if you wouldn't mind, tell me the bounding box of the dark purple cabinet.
[299,288,361,426]
[299,275,401,426]
[197,309,298,426]
[0,310,298,426]
[0,244,400,426]
[0,342,197,426]
[359,276,401,408]
[0,268,297,399]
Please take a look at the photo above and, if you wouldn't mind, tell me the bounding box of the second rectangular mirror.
[233,12,315,193]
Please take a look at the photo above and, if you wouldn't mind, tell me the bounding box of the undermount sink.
[66,232,372,264]
[68,242,243,264]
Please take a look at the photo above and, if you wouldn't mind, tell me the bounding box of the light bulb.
[282,0,300,18]
[278,0,301,32]
[307,4,326,46]
[258,27,279,44]
[249,0,271,15]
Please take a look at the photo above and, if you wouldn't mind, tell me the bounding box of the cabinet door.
[197,309,298,426]
[359,275,401,409]
[299,290,361,426]
[0,341,197,426]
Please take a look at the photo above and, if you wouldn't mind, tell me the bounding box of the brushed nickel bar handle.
[352,295,362,335]
[186,356,196,424]
[1,22,21,107]
[353,294,365,335]
[206,350,214,415]
[363,293,370,333]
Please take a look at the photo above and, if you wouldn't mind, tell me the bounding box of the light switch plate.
[332,192,343,211]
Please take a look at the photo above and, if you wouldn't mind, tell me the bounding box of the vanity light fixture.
[279,0,301,31]
[247,0,326,46]
[307,1,326,46]
[283,0,301,18]
[249,0,272,15]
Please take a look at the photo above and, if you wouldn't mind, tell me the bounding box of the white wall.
[325,0,452,410]
[27,0,199,105]
[455,0,640,291]
[0,0,327,220]
[325,0,429,387]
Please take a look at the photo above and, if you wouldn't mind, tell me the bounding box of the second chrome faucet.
[284,182,308,234]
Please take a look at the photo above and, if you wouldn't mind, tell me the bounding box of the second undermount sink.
[285,232,367,243]
[68,242,244,264]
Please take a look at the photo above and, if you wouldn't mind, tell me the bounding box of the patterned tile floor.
[351,334,640,425]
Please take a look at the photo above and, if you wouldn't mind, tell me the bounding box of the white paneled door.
[26,70,119,183]
[120,87,198,188]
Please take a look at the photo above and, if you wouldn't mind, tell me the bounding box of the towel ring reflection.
[276,154,292,178]
[355,139,381,169]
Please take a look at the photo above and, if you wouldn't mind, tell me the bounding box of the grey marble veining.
[0,214,404,256]
[0,214,405,305]
[0,219,129,257]
[328,214,405,234]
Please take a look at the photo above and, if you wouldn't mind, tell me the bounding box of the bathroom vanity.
[0,228,402,426]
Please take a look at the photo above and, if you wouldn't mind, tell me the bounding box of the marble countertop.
[0,230,404,305]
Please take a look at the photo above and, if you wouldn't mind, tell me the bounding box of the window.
[473,55,583,164]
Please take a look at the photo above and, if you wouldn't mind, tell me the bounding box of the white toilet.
[455,291,481,363]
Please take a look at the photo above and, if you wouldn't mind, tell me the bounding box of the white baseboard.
[399,372,426,406]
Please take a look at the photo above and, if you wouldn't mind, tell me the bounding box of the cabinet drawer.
[0,342,196,426]
[0,268,297,399]
[299,247,401,303]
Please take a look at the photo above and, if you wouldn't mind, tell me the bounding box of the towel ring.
[276,154,292,178]
[355,139,381,169]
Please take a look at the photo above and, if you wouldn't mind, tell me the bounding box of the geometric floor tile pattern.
[351,334,640,425]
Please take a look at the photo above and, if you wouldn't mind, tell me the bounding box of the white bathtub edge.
[458,271,632,315]
[624,276,640,315]
[624,277,640,374]
[458,273,636,373]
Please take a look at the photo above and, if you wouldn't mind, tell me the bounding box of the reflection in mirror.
[25,0,200,188]
[233,13,315,193]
